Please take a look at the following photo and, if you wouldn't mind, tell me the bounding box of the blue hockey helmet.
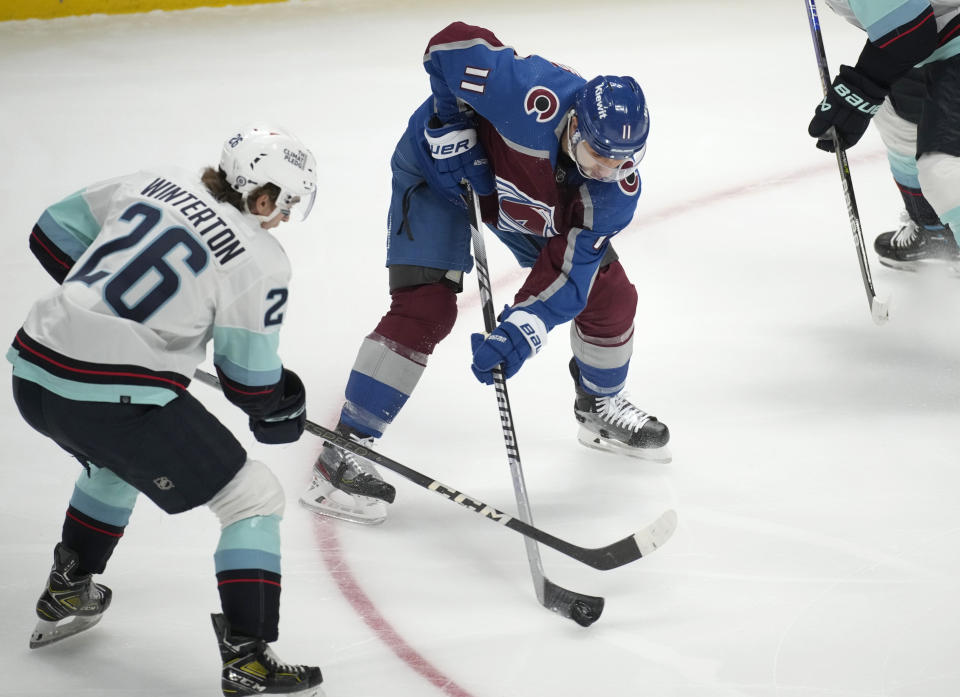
[570,75,649,182]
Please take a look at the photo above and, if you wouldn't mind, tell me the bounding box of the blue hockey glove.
[470,310,547,384]
[808,65,887,152]
[424,114,495,208]
[249,368,307,444]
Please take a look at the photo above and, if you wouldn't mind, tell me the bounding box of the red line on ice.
[309,150,883,694]
[311,514,475,697]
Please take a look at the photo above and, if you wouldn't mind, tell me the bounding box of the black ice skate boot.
[211,613,324,697]
[300,422,395,525]
[570,358,671,462]
[30,543,113,648]
[874,212,960,272]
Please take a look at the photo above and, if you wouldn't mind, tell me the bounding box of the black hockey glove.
[808,65,887,152]
[249,369,306,445]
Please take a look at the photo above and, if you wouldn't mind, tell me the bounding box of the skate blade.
[300,480,387,525]
[298,684,326,697]
[29,614,103,649]
[289,686,326,697]
[878,257,960,276]
[577,427,673,463]
[226,677,326,697]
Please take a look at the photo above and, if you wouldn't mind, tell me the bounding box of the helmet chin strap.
[243,204,280,230]
[563,109,641,184]
[564,112,592,180]
[243,199,283,230]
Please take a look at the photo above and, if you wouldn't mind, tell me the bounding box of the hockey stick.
[193,368,676,572]
[804,0,890,325]
[466,190,605,626]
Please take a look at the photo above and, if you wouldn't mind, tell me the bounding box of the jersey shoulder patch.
[581,178,640,234]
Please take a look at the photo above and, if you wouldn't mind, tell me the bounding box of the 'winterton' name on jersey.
[141,177,246,264]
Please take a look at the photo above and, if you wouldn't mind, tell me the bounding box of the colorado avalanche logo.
[524,86,560,123]
[619,169,640,196]
[497,178,558,237]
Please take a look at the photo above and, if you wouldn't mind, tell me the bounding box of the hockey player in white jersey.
[8,126,325,697]
[809,0,960,271]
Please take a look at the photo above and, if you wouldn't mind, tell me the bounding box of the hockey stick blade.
[193,369,678,571]
[467,187,609,625]
[871,296,890,325]
[543,578,604,627]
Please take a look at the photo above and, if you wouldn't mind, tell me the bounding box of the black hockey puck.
[570,599,602,627]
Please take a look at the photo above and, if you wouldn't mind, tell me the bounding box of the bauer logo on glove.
[470,309,547,384]
[428,129,477,158]
[423,113,495,207]
[808,65,887,152]
[832,82,881,115]
[518,322,543,351]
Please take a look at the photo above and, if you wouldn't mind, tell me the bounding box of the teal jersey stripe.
[849,0,928,41]
[213,326,282,387]
[919,36,960,65]
[37,210,91,261]
[44,190,101,249]
[938,204,960,242]
[886,150,921,188]
[216,515,282,555]
[71,466,138,527]
[214,548,282,574]
[215,515,282,573]
[7,346,178,406]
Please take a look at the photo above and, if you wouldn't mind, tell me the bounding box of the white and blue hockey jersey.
[8,168,294,416]
[825,1,960,80]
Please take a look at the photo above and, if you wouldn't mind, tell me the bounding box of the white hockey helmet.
[220,126,318,221]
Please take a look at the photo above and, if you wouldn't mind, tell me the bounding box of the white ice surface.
[3,2,960,696]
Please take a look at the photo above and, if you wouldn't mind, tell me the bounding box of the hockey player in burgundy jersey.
[8,127,324,696]
[809,0,960,271]
[303,22,670,525]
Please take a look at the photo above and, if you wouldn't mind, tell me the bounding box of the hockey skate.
[300,423,395,525]
[211,613,324,697]
[570,359,671,463]
[874,212,960,272]
[29,543,113,649]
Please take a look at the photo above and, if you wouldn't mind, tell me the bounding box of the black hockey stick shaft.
[804,0,889,325]
[193,368,672,571]
[467,189,604,625]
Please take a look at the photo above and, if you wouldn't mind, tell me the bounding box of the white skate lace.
[341,439,380,481]
[262,645,303,673]
[595,393,651,432]
[891,211,918,247]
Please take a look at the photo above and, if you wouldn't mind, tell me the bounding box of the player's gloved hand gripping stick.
[248,368,307,444]
[470,308,545,383]
[193,368,677,581]
[424,113,495,209]
[804,0,890,325]
[463,187,677,625]
[808,64,886,153]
